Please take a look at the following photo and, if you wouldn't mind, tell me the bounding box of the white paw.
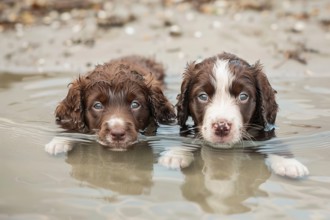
[45,137,73,155]
[158,150,194,169]
[266,154,309,178]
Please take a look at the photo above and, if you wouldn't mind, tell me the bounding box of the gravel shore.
[1,0,329,77]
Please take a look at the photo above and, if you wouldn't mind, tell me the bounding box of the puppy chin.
[97,139,137,151]
[201,134,242,149]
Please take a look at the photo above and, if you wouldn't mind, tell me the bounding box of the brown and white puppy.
[46,56,176,154]
[177,52,277,145]
[160,52,309,178]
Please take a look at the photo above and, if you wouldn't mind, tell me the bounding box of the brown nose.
[110,128,126,141]
[212,120,231,137]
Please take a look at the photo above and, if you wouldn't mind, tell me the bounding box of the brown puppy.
[46,56,175,154]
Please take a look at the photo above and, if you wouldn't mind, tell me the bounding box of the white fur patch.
[201,59,243,145]
[107,117,125,128]
[158,149,194,169]
[45,136,73,155]
[265,154,309,178]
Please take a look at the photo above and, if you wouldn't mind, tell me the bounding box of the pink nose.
[110,128,126,141]
[212,120,231,137]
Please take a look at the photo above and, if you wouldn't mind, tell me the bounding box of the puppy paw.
[45,137,73,155]
[266,154,309,178]
[158,150,194,169]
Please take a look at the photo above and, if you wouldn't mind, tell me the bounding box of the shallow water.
[1,71,330,219]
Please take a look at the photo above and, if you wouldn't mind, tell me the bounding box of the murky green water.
[1,72,330,219]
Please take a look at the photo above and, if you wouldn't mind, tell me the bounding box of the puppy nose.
[212,120,231,137]
[110,128,126,141]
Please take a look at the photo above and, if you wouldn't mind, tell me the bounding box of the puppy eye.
[131,100,141,109]
[93,101,104,110]
[238,92,249,103]
[198,92,209,102]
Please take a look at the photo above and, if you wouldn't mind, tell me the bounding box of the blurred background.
[0,0,329,76]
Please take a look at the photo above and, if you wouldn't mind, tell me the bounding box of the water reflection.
[66,142,154,195]
[180,147,270,214]
[65,137,271,215]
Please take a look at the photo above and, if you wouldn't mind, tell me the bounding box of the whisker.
[242,129,254,140]
[244,123,264,131]
[179,125,197,135]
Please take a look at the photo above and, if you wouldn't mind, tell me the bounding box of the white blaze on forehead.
[210,59,236,113]
[212,59,234,94]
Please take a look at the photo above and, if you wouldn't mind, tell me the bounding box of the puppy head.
[176,52,278,145]
[55,62,175,149]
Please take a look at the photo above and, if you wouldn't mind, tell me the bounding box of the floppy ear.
[148,85,176,124]
[252,62,278,131]
[55,77,88,132]
[176,62,195,127]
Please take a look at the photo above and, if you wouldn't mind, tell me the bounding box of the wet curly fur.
[55,55,176,149]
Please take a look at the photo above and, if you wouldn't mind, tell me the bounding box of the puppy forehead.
[93,79,147,94]
[211,59,235,91]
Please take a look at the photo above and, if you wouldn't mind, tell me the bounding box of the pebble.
[211,20,222,29]
[292,21,305,32]
[125,26,135,35]
[97,10,107,19]
[194,31,202,38]
[60,12,71,22]
[169,25,182,37]
[72,24,82,33]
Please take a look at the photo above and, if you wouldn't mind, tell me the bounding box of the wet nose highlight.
[212,120,231,137]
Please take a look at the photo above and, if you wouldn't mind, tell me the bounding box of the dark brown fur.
[55,55,176,148]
